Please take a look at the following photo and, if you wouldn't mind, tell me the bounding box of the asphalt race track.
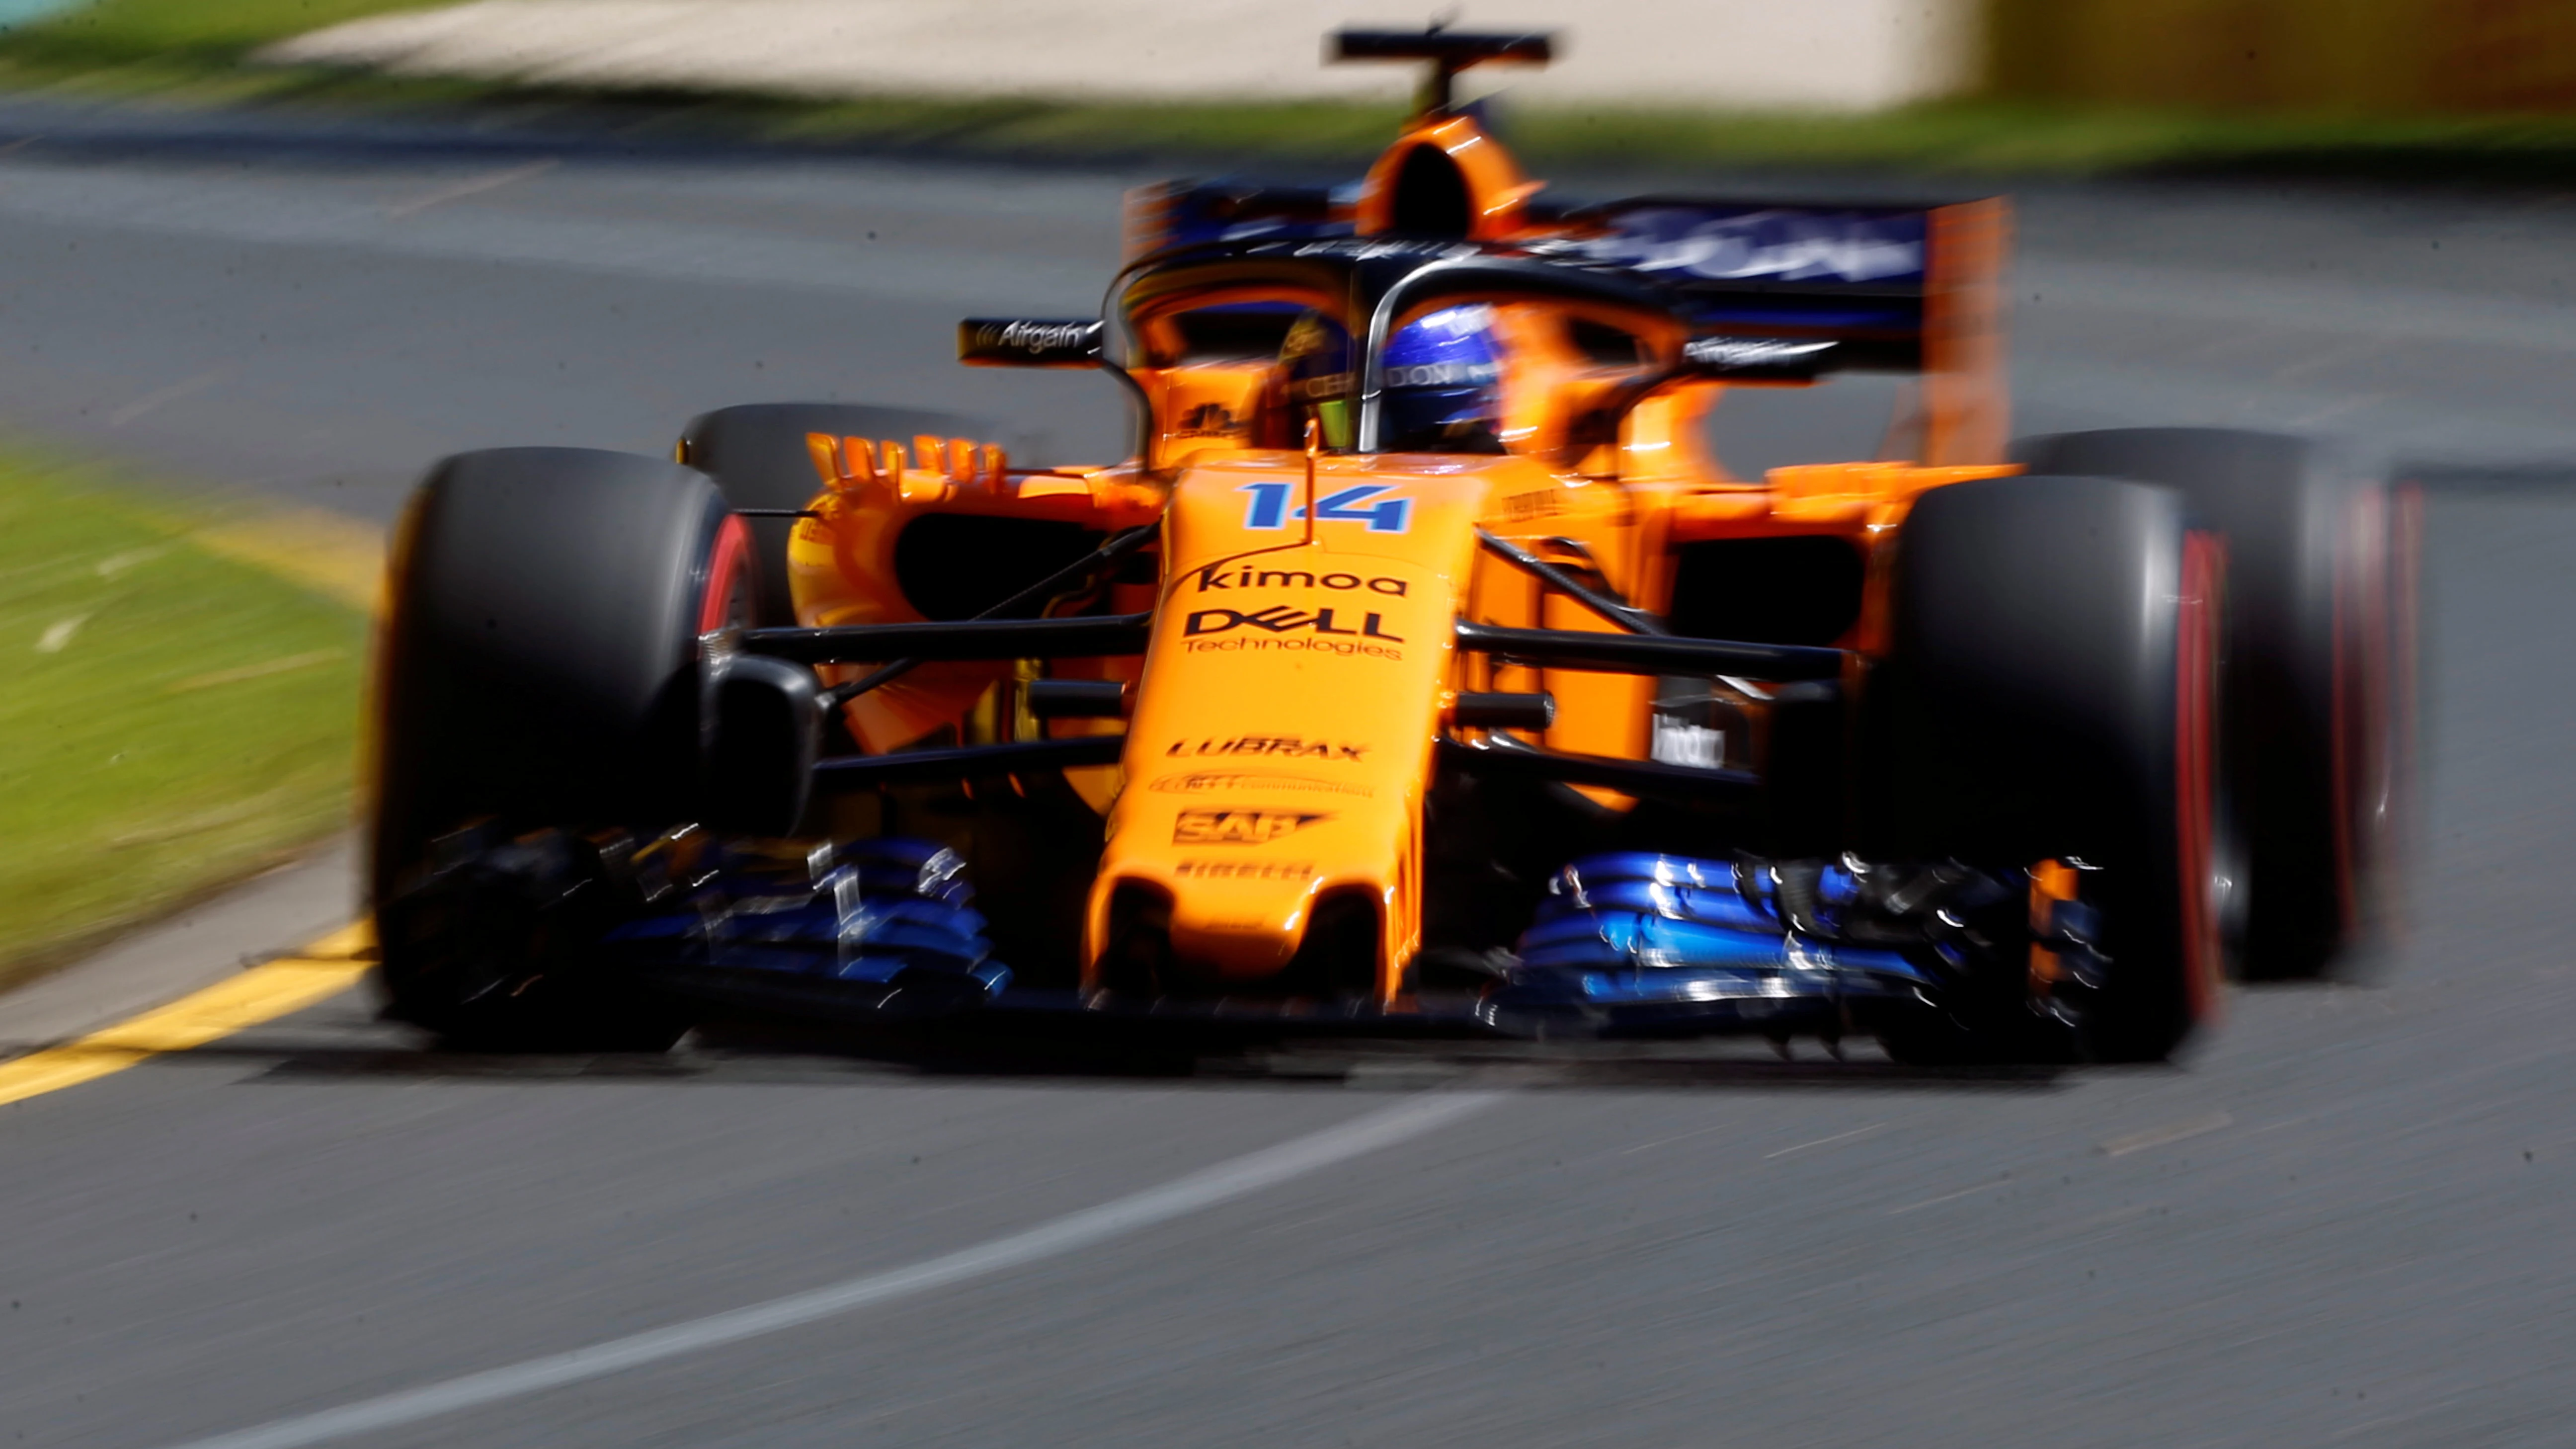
[6,97,2576,1448]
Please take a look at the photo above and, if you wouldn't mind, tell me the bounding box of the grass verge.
[10,0,2576,181]
[0,455,366,989]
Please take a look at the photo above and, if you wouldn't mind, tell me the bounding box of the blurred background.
[0,4,2574,1448]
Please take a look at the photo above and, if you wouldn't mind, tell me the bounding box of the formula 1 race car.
[368,29,2413,1062]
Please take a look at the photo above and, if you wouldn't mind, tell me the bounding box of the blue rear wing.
[1554,195,2012,459]
[1121,181,1356,258]
[1551,200,1927,334]
[1120,183,2010,462]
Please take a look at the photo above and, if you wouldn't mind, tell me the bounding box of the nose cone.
[1125,779,1401,980]
[1086,453,1520,991]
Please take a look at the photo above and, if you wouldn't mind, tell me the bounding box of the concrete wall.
[262,0,1983,113]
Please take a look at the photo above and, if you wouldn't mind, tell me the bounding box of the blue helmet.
[1380,304,1505,454]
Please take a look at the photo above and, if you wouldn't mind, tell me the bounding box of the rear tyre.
[676,403,997,627]
[2012,428,2397,978]
[371,447,750,1048]
[1871,476,2222,1063]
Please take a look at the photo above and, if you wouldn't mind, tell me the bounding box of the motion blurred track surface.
[5,97,2576,1449]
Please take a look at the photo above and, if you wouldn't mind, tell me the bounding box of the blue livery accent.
[1491,853,1926,1029]
[1143,182,1358,253]
[604,838,1010,1003]
[1568,205,1928,286]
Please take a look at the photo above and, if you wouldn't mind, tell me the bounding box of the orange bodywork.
[784,108,2021,1000]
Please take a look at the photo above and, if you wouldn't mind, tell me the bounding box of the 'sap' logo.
[1184,606,1403,642]
[1237,482,1412,533]
[1172,810,1331,844]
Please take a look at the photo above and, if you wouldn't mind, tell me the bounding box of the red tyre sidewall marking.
[2330,495,2356,938]
[698,513,754,636]
[2387,481,2425,945]
[2332,484,2398,944]
[2177,530,2224,1024]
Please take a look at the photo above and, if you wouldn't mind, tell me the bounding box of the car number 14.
[1238,482,1412,534]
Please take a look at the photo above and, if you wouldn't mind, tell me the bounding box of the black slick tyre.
[370,447,751,1048]
[676,403,991,627]
[1871,475,2223,1063]
[2012,428,2399,978]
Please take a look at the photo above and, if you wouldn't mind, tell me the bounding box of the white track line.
[163,1089,1503,1449]
[382,158,557,218]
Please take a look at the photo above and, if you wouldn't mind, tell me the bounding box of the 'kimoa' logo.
[1190,565,1407,595]
[1183,606,1403,642]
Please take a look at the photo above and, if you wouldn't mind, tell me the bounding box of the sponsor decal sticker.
[1565,207,1927,285]
[1184,605,1402,640]
[1189,564,1407,596]
[1385,360,1501,389]
[1148,772,1374,799]
[1181,603,1405,659]
[1494,486,1567,522]
[1173,860,1318,880]
[958,318,1106,366]
[1650,715,1726,769]
[1165,736,1367,762]
[1289,238,1478,261]
[1173,402,1242,439]
[1172,809,1332,844]
[1681,336,1839,372]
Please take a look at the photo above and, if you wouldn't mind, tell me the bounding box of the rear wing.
[1548,196,2011,465]
[1119,180,1352,259]
[1118,185,2011,467]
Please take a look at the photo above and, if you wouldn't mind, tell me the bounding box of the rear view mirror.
[958,318,1107,368]
[1561,334,1847,465]
[1677,335,1841,383]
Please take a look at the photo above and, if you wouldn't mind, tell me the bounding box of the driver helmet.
[1379,304,1506,455]
[1277,309,1357,451]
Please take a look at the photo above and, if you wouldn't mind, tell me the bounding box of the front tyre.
[370,447,750,1048]
[1870,476,2222,1063]
[2011,428,2401,978]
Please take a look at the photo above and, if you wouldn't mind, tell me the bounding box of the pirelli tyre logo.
[1173,860,1316,881]
[1171,809,1330,844]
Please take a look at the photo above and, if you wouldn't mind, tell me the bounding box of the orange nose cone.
[1086,451,1555,995]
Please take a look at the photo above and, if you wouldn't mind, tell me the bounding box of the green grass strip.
[0,457,364,987]
[11,0,2576,181]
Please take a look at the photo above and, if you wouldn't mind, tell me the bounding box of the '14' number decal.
[1238,482,1412,534]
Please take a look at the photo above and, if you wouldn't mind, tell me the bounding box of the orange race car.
[368,29,2411,1063]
